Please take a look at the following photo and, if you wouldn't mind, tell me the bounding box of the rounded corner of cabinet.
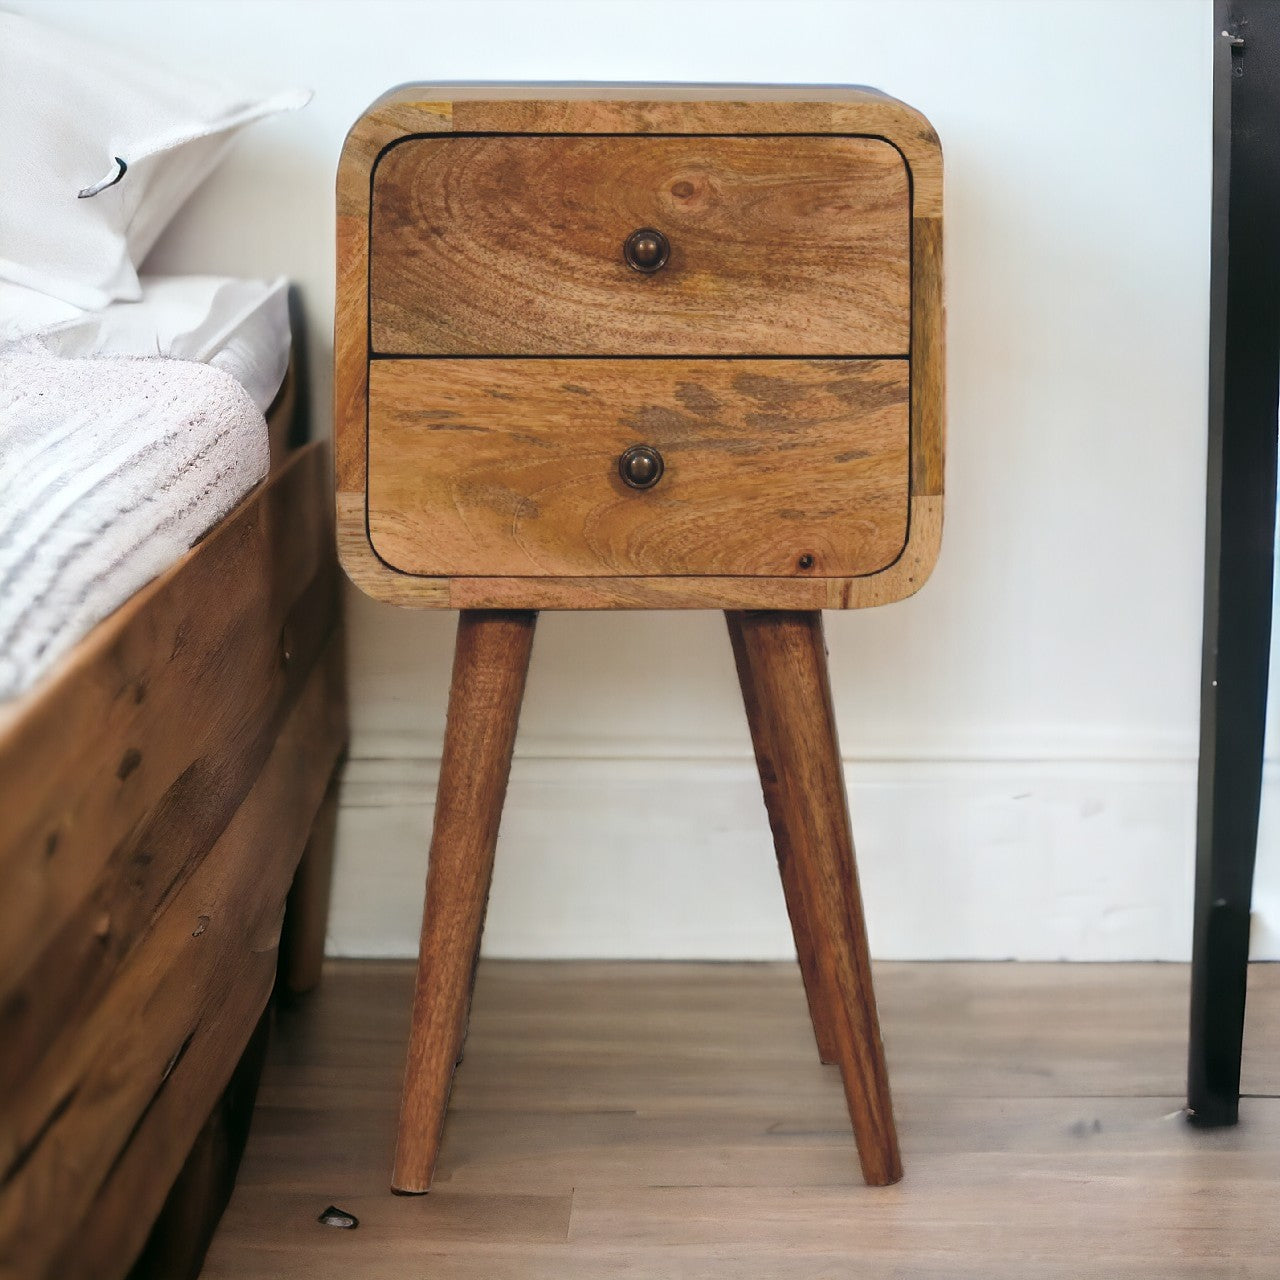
[831,495,942,610]
[333,493,384,597]
[898,496,944,601]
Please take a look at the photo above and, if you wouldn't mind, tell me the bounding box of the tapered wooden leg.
[279,759,344,997]
[392,609,537,1193]
[731,609,902,1186]
[726,613,839,1065]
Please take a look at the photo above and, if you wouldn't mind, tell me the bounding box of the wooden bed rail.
[0,440,348,1280]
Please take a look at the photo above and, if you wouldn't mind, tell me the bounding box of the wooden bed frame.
[0,361,348,1280]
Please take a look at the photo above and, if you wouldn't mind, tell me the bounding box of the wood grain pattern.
[346,493,938,609]
[0,552,338,1099]
[731,610,901,1185]
[912,215,945,497]
[371,135,909,356]
[438,493,942,609]
[334,85,944,611]
[376,84,943,216]
[334,204,372,494]
[394,611,538,1193]
[203,961,1280,1278]
[26,639,346,1280]
[367,358,909,579]
[335,99,451,496]
[725,612,838,1065]
[0,437,347,1280]
[0,445,335,1013]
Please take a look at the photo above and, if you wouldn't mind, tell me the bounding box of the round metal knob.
[623,228,669,273]
[618,444,664,490]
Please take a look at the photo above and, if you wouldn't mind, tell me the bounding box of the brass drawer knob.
[623,228,669,273]
[618,444,664,489]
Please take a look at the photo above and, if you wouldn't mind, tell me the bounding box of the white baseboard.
[326,744,1280,962]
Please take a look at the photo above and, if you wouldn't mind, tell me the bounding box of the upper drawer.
[369,135,911,357]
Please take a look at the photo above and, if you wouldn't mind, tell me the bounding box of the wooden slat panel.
[0,438,347,1280]
[0,637,346,1280]
[370,135,910,357]
[367,358,909,579]
[0,560,338,1098]
[0,444,331,996]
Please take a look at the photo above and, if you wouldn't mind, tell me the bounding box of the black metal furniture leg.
[1188,2,1280,1128]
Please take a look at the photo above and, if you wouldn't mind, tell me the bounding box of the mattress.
[0,273,292,412]
[0,275,290,700]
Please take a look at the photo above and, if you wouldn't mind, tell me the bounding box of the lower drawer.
[366,358,909,580]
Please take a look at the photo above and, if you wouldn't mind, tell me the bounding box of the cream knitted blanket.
[0,351,268,699]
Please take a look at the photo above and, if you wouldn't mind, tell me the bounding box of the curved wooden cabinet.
[335,85,944,1198]
[336,86,944,611]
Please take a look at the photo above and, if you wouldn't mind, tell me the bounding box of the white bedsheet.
[0,351,270,701]
[0,273,292,412]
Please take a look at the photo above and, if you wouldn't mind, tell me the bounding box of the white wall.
[20,0,1276,960]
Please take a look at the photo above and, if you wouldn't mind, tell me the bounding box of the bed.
[0,279,348,1280]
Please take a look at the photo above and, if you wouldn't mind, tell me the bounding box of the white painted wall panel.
[18,0,1262,959]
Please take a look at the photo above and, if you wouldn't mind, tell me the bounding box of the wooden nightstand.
[336,84,943,1194]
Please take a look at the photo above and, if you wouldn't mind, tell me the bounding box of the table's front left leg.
[393,609,537,1194]
[727,610,839,1065]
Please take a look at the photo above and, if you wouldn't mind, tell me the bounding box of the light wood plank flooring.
[203,961,1280,1278]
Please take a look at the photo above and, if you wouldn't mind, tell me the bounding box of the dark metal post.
[1188,1,1280,1128]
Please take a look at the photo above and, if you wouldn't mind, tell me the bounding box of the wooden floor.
[203,960,1280,1278]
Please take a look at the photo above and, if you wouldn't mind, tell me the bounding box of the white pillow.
[0,12,309,310]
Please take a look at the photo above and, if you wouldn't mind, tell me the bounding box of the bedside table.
[335,84,943,1194]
